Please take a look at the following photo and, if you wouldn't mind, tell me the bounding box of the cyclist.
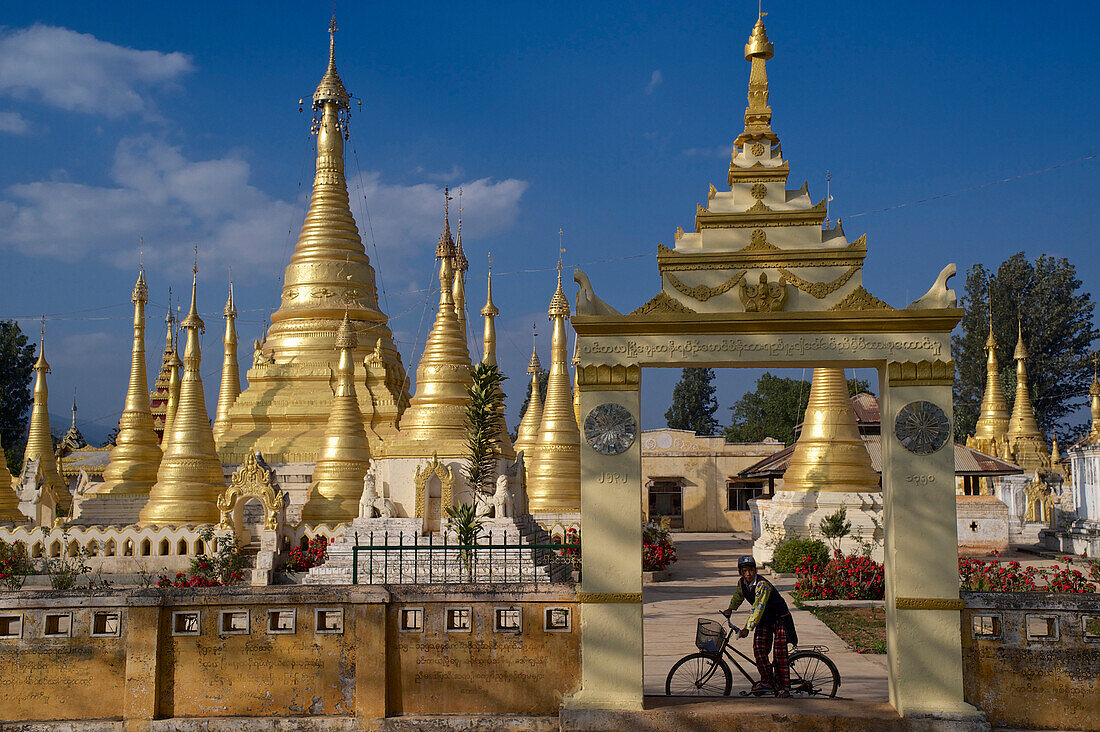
[722,555,796,697]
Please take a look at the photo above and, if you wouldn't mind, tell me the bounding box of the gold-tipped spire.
[526,263,581,511]
[782,368,880,492]
[149,296,176,441]
[453,194,468,339]
[301,312,373,523]
[98,267,162,496]
[513,329,544,460]
[734,14,779,150]
[386,193,474,456]
[139,265,225,526]
[1006,318,1049,470]
[572,336,582,428]
[212,280,241,443]
[23,322,69,514]
[218,16,409,462]
[481,260,499,366]
[971,308,1011,452]
[163,348,182,438]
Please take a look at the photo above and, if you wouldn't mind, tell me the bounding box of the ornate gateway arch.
[565,16,979,723]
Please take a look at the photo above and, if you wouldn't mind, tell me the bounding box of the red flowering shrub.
[793,550,884,601]
[643,523,677,572]
[157,571,243,588]
[556,527,581,570]
[959,558,1096,593]
[0,541,33,590]
[156,528,247,588]
[285,536,330,572]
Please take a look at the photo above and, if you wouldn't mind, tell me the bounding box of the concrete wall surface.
[961,591,1100,730]
[0,584,579,725]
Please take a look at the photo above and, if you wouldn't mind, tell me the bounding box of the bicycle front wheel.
[665,652,733,697]
[789,650,840,697]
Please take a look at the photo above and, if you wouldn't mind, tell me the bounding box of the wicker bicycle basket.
[695,618,726,655]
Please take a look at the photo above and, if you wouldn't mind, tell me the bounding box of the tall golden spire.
[734,14,779,150]
[212,280,240,443]
[302,312,372,523]
[150,298,176,441]
[163,347,182,438]
[388,192,474,456]
[971,309,1010,451]
[98,267,162,496]
[782,368,880,492]
[1089,354,1100,441]
[217,16,410,461]
[513,330,543,460]
[1006,318,1049,470]
[572,338,582,428]
[23,322,69,513]
[481,260,499,367]
[526,262,581,511]
[453,199,468,341]
[139,264,225,526]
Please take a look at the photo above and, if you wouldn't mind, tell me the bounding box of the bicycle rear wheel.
[788,650,840,697]
[665,652,733,696]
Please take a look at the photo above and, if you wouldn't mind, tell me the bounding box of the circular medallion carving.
[894,401,951,455]
[750,143,765,156]
[751,183,767,200]
[584,403,637,456]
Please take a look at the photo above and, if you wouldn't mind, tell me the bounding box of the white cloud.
[426,164,465,183]
[0,111,28,134]
[646,70,663,94]
[0,136,529,285]
[0,25,192,118]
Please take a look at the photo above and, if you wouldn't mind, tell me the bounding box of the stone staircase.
[305,515,574,585]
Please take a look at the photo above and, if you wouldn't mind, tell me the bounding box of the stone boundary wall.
[0,584,579,724]
[961,591,1100,730]
[0,523,348,576]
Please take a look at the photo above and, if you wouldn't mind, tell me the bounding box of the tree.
[463,363,507,496]
[511,370,549,441]
[952,254,1097,442]
[725,372,872,445]
[665,368,721,436]
[0,321,35,475]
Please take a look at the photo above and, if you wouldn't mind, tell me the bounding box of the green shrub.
[772,537,828,574]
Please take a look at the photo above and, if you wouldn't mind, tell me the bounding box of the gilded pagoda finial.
[24,319,68,513]
[481,258,499,366]
[734,13,779,149]
[313,9,350,111]
[1006,314,1049,470]
[213,277,241,444]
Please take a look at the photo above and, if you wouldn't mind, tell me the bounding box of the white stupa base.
[750,490,884,565]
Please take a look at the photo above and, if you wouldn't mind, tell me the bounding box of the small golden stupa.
[480,266,515,459]
[782,368,880,492]
[138,268,225,526]
[968,311,1011,455]
[526,263,581,511]
[23,327,69,513]
[96,268,162,496]
[149,305,177,441]
[513,341,543,460]
[1089,357,1100,442]
[211,282,240,443]
[301,312,373,523]
[1006,319,1050,470]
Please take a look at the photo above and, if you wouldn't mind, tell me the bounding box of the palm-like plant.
[445,503,484,578]
[463,363,506,498]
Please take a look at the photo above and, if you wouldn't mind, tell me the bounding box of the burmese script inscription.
[580,334,945,364]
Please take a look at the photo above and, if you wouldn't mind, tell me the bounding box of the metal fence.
[350,530,580,585]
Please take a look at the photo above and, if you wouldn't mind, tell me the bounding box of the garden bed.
[808,606,887,654]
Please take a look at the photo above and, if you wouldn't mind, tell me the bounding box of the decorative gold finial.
[734,12,778,151]
[514,323,544,460]
[23,319,68,514]
[1006,315,1049,470]
[313,8,350,110]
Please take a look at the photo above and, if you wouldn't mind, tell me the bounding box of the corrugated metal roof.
[738,436,1022,479]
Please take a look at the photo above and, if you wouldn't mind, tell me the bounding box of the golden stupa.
[163,348,182,438]
[968,311,1011,455]
[386,198,475,458]
[96,268,162,496]
[301,312,373,523]
[0,419,22,522]
[1089,357,1100,443]
[23,328,70,514]
[138,268,225,526]
[216,18,410,462]
[513,342,543,460]
[782,368,880,492]
[212,282,240,443]
[526,263,581,511]
[149,306,177,441]
[1006,319,1050,470]
[480,266,515,459]
[453,219,469,342]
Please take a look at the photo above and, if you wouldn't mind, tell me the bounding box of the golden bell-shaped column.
[212,282,241,443]
[1006,319,1050,470]
[971,314,1010,453]
[526,264,581,511]
[301,312,372,524]
[98,268,162,495]
[138,268,225,526]
[782,368,879,492]
[23,327,69,514]
[513,346,543,459]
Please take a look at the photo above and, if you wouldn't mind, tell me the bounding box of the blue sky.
[0,1,1097,444]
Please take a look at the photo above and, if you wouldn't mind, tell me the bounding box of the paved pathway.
[643,532,889,701]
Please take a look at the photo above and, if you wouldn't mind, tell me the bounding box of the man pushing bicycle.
[722,555,797,697]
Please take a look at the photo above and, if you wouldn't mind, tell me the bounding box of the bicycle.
[665,614,841,698]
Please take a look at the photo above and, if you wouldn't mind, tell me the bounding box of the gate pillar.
[566,363,644,710]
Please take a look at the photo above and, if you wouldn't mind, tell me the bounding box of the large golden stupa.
[216,18,411,463]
